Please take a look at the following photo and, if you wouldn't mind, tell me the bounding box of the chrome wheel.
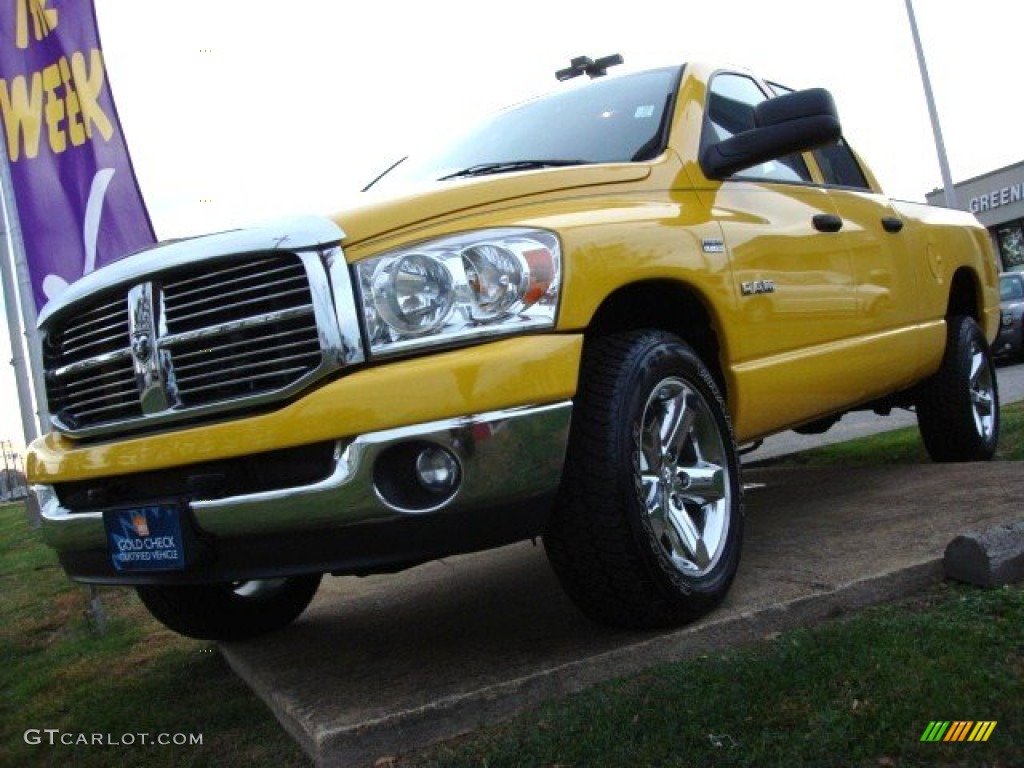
[968,338,996,441]
[544,330,743,629]
[638,377,730,576]
[917,316,999,463]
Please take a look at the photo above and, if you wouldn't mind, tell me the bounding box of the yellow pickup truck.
[28,59,1000,640]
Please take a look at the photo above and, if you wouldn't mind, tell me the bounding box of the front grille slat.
[43,251,328,437]
[59,381,139,411]
[171,329,315,363]
[175,351,322,386]
[61,297,124,328]
[61,313,126,345]
[166,261,303,304]
[164,257,283,293]
[173,343,320,376]
[71,400,146,422]
[174,336,320,370]
[165,289,312,331]
[58,366,132,393]
[165,274,307,317]
[59,330,130,362]
[53,301,130,367]
[178,365,316,398]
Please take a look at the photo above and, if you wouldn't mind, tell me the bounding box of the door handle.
[881,216,904,233]
[812,214,844,233]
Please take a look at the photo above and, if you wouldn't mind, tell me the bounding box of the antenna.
[555,54,624,82]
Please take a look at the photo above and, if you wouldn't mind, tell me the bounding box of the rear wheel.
[136,574,322,641]
[545,330,744,629]
[917,316,999,462]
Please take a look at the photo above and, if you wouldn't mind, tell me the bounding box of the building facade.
[926,160,1024,273]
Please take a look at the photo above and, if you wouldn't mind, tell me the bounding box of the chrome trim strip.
[325,246,366,365]
[158,305,315,348]
[299,250,349,368]
[38,217,347,327]
[37,402,571,551]
[51,348,133,380]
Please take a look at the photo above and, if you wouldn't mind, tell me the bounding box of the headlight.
[371,253,455,336]
[357,228,560,357]
[1003,312,1014,328]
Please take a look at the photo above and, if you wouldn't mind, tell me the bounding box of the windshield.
[371,66,683,189]
[1001,274,1024,301]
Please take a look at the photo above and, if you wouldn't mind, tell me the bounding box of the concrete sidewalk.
[221,462,1023,767]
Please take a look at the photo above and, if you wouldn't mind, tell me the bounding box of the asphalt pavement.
[220,370,1024,768]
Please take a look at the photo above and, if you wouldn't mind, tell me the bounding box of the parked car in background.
[994,271,1024,360]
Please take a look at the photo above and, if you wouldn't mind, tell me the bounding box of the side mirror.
[701,88,842,179]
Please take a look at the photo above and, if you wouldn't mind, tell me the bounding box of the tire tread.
[544,330,743,629]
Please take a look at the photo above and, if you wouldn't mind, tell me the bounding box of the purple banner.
[0,0,155,312]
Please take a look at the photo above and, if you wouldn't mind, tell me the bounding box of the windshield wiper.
[437,159,586,181]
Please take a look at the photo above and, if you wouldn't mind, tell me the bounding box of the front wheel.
[136,574,322,641]
[544,330,744,629]
[917,316,999,462]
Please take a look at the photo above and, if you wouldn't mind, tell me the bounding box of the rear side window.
[770,81,871,191]
[814,139,871,190]
[704,73,812,184]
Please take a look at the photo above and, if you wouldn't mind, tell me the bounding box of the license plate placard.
[104,505,187,572]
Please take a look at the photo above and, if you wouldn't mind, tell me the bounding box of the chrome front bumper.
[35,402,572,583]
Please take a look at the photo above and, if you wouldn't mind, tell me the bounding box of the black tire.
[136,574,322,641]
[544,330,744,629]
[917,316,999,462]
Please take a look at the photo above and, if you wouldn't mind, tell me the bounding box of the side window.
[705,73,812,184]
[814,139,871,190]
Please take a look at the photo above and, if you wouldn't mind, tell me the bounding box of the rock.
[944,520,1024,587]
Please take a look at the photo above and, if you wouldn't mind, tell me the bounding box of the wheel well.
[947,268,980,320]
[586,281,726,394]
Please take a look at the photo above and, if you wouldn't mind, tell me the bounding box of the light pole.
[905,0,958,208]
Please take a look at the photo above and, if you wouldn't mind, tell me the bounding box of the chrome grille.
[45,294,141,426]
[44,252,329,436]
[161,257,322,407]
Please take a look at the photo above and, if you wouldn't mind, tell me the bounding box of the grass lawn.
[0,502,311,768]
[2,402,1022,767]
[410,583,1022,768]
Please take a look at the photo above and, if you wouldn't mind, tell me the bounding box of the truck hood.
[331,162,652,250]
[36,164,652,327]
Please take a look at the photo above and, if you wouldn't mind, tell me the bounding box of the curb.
[222,559,945,768]
[945,519,1024,587]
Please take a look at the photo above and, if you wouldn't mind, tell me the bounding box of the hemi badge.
[702,238,726,254]
[741,279,776,296]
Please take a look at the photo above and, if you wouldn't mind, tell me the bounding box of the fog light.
[415,446,460,493]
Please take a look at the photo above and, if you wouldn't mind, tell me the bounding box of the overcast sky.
[2,0,1022,449]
